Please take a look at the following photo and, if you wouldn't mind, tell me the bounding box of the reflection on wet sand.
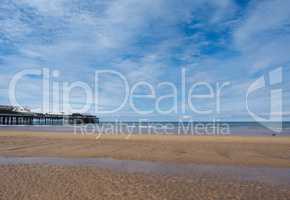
[0,156,290,186]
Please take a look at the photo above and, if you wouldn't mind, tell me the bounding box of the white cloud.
[235,0,290,46]
[233,0,290,70]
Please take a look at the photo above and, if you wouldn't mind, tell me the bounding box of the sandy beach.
[0,131,289,167]
[0,131,289,200]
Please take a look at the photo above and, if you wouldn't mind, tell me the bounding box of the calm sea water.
[0,121,290,136]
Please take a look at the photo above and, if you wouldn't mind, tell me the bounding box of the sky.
[0,0,290,121]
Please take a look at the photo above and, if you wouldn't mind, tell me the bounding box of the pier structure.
[0,114,33,125]
[0,105,99,125]
[68,113,98,125]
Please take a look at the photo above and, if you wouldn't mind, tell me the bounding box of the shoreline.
[1,122,289,136]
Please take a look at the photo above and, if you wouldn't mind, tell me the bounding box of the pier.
[0,105,99,125]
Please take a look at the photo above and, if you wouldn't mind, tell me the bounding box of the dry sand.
[0,131,290,200]
[0,131,289,167]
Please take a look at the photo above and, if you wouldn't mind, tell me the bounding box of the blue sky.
[0,0,290,121]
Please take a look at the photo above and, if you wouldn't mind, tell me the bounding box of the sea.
[0,121,290,136]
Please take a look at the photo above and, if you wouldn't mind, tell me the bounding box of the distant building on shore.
[0,105,31,113]
[0,105,99,125]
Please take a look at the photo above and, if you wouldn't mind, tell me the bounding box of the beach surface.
[0,131,289,167]
[0,131,289,200]
[1,164,290,200]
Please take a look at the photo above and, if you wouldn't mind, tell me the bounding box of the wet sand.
[1,156,290,185]
[0,165,289,200]
[0,131,290,199]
